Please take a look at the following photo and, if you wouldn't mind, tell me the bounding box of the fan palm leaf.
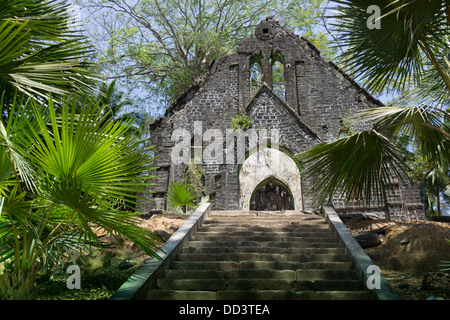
[19,96,160,256]
[331,0,450,96]
[0,95,161,298]
[0,0,97,103]
[359,105,450,167]
[166,181,198,213]
[296,130,406,206]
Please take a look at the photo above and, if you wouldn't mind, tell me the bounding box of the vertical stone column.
[261,47,273,88]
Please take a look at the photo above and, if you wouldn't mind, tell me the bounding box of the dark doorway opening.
[250,178,294,211]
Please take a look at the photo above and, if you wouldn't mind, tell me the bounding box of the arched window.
[270,51,285,100]
[249,52,263,96]
[248,50,286,100]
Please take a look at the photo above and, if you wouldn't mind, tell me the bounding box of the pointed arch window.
[270,51,285,100]
[250,52,263,96]
[248,50,286,101]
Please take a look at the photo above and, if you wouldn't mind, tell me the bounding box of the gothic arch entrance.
[250,178,294,211]
[239,148,302,210]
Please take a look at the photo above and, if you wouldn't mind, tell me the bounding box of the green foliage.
[0,0,97,104]
[296,1,450,214]
[167,161,206,214]
[440,239,450,272]
[166,181,198,214]
[338,109,355,137]
[330,0,450,104]
[419,167,450,218]
[182,161,206,203]
[0,95,160,299]
[296,129,406,206]
[231,114,253,131]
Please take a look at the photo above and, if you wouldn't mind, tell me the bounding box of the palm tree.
[0,96,160,299]
[0,0,160,299]
[0,0,96,104]
[296,0,450,215]
[95,80,133,121]
[166,181,198,214]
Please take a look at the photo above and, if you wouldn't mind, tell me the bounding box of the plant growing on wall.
[231,114,253,131]
[338,109,355,137]
[182,160,206,204]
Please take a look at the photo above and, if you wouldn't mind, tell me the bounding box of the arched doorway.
[239,148,302,210]
[250,178,294,211]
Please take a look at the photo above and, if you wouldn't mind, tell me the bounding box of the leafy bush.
[0,96,159,299]
[230,114,253,131]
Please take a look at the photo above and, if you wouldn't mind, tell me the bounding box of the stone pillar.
[261,47,273,88]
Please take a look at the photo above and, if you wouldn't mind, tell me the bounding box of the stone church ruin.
[139,18,424,221]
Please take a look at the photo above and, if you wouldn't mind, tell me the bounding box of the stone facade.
[140,18,424,221]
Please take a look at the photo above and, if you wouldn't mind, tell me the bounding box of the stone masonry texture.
[139,18,424,222]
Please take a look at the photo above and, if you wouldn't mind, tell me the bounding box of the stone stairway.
[146,210,374,300]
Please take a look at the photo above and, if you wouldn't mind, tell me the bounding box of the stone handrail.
[321,205,400,300]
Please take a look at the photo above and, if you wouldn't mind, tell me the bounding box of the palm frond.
[330,0,449,95]
[295,130,406,206]
[21,96,160,257]
[358,105,450,167]
[166,181,198,213]
[0,0,97,103]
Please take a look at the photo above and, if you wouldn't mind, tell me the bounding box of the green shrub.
[231,114,253,131]
[166,181,198,214]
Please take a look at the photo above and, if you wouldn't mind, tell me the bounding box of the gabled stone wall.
[138,18,424,221]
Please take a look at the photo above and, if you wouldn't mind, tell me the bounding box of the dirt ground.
[104,213,189,265]
[343,217,450,300]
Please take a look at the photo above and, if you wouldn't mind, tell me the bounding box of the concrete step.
[191,234,340,243]
[204,213,326,220]
[156,278,364,291]
[181,245,345,255]
[186,240,343,249]
[175,252,350,263]
[164,269,298,280]
[163,269,359,281]
[198,222,330,234]
[202,221,331,229]
[146,289,373,300]
[169,260,354,271]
